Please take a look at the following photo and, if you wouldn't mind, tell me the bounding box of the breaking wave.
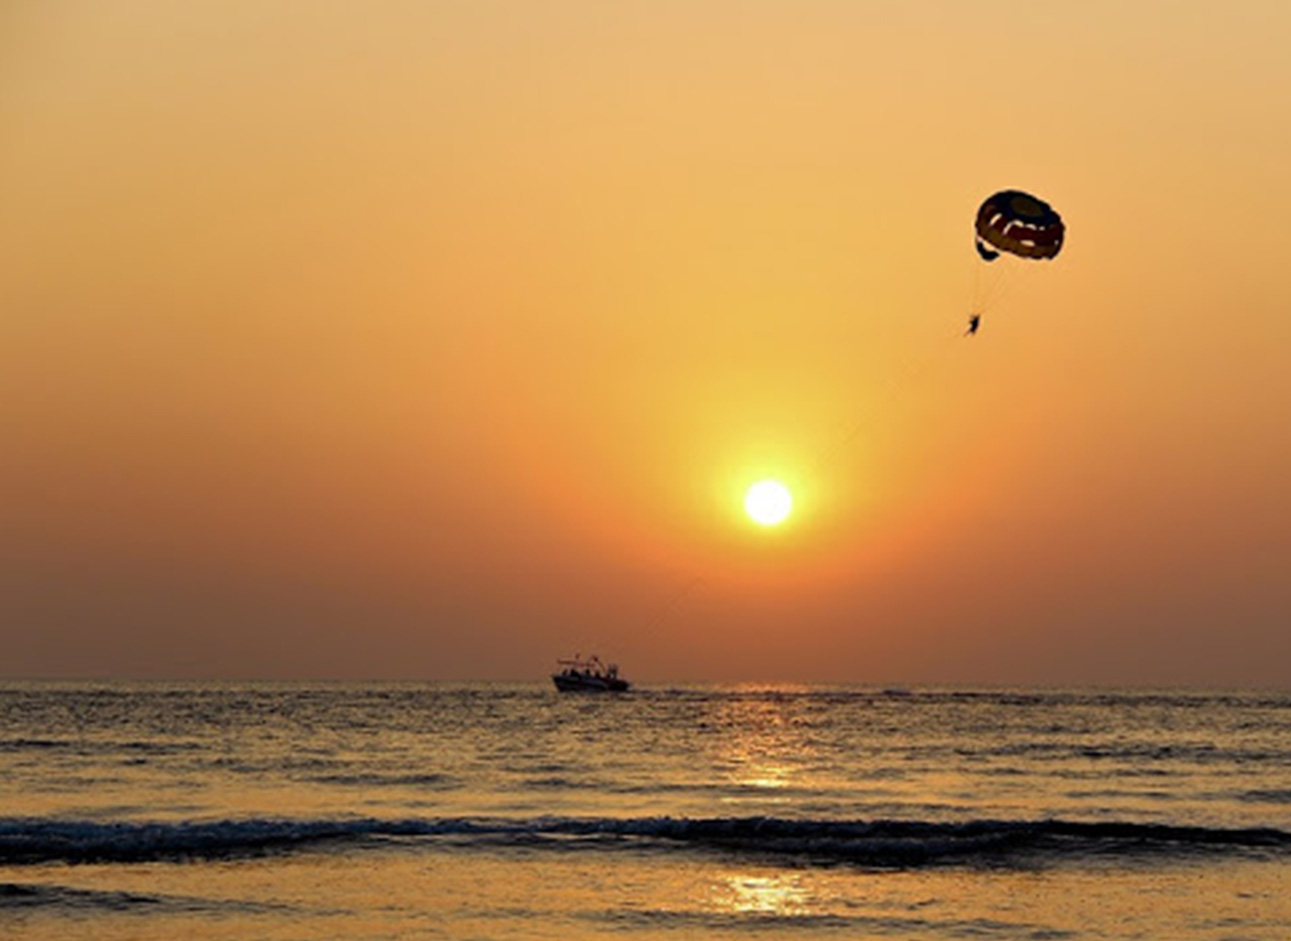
[1,816,1288,867]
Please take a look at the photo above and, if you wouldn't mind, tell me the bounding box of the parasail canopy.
[975,190,1064,262]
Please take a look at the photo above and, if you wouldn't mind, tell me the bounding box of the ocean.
[1,682,1289,940]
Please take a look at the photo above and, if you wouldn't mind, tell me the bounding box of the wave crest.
[1,816,1287,866]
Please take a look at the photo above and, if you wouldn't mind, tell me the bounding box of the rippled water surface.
[1,683,1289,939]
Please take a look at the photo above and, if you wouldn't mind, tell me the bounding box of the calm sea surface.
[1,682,1289,940]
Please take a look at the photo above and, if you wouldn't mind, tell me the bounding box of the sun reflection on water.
[713,871,811,917]
[708,687,821,802]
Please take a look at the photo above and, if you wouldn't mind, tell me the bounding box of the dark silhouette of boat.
[551,655,630,692]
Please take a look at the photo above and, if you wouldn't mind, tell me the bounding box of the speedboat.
[551,655,630,692]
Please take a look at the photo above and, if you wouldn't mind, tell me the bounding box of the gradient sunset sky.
[3,1,1289,684]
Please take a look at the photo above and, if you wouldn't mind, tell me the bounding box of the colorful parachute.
[975,190,1064,262]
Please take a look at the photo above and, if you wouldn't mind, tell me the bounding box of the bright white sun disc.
[745,480,792,526]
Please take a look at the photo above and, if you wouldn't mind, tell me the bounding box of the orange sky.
[2,1,1289,684]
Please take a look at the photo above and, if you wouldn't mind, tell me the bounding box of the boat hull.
[552,674,630,693]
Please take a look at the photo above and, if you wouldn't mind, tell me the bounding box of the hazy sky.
[3,1,1289,685]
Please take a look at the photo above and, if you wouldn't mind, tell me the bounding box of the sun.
[744,479,793,527]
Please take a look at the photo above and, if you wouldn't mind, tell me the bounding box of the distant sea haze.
[2,683,1289,939]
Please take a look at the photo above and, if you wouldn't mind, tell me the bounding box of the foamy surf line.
[1,817,1287,866]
